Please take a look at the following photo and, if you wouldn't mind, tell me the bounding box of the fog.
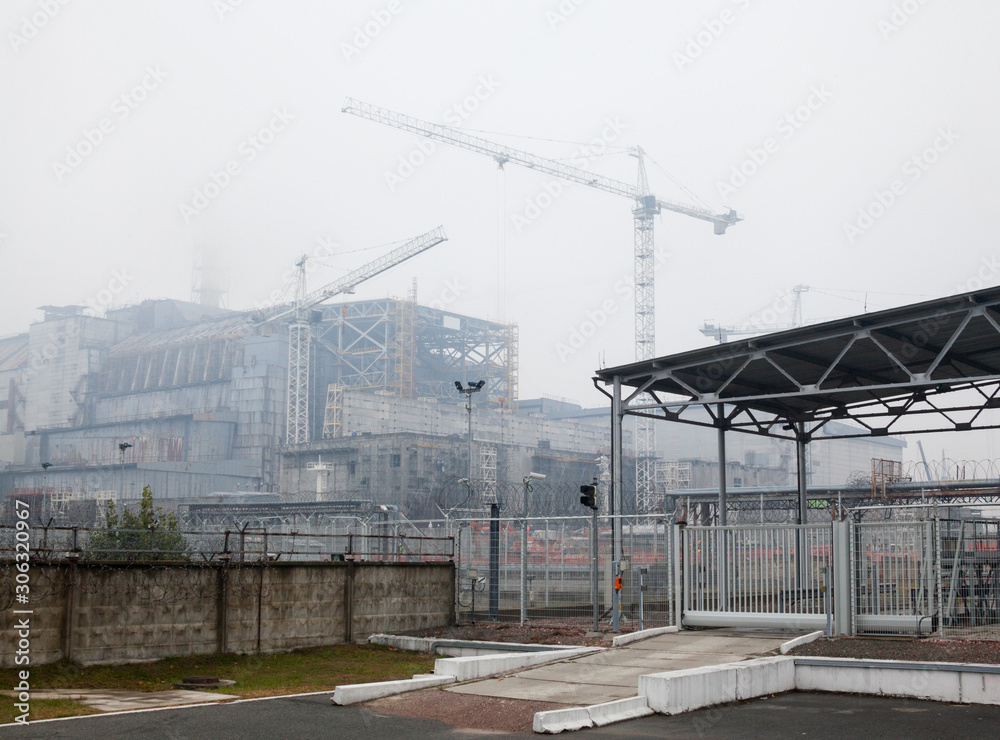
[2,0,999,462]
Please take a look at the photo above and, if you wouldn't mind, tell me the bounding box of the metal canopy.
[594,286,1000,441]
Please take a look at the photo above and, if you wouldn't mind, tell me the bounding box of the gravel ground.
[791,636,1000,664]
[366,690,564,734]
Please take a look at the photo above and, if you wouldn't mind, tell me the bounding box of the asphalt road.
[3,691,1000,739]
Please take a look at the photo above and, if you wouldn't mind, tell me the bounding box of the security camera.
[524,472,546,482]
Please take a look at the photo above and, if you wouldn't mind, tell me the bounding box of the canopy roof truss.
[595,288,1000,441]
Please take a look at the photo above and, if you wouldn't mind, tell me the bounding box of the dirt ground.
[790,636,1000,664]
[400,619,614,647]
[366,691,568,734]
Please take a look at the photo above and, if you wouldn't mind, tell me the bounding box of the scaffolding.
[656,460,692,493]
[322,384,344,439]
[393,288,417,399]
[314,299,517,406]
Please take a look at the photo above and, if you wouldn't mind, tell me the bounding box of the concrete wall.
[0,560,453,666]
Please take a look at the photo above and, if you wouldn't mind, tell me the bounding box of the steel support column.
[718,404,728,608]
[612,375,624,632]
[796,424,809,588]
[717,405,727,527]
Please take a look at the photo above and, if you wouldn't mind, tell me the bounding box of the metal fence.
[0,524,454,563]
[439,514,676,632]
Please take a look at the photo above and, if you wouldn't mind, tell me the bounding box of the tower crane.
[261,225,448,444]
[342,98,742,513]
[700,284,810,343]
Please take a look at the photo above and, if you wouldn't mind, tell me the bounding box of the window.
[348,461,356,476]
[391,453,401,468]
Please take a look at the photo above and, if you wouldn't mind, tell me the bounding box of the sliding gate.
[679,523,847,632]
[679,520,942,636]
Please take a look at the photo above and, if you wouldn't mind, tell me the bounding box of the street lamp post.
[456,380,490,617]
[454,380,485,485]
[118,442,133,500]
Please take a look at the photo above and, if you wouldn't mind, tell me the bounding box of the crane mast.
[278,225,448,444]
[342,98,741,513]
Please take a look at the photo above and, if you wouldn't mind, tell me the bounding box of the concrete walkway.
[446,629,800,705]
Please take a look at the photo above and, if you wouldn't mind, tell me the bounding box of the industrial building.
[0,295,623,522]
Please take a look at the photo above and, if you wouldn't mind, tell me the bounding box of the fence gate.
[850,520,938,635]
[680,523,839,632]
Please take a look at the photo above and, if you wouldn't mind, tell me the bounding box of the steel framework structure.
[268,226,447,445]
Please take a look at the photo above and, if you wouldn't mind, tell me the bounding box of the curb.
[533,696,653,734]
[331,674,456,705]
[611,625,679,647]
[779,630,824,654]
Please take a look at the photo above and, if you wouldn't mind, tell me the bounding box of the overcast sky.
[2,1,999,465]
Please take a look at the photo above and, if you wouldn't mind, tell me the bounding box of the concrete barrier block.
[734,656,796,700]
[331,674,455,705]
[367,634,435,653]
[611,626,679,647]
[779,630,824,655]
[587,696,654,727]
[960,670,1000,705]
[533,706,594,734]
[640,665,738,715]
[434,647,600,682]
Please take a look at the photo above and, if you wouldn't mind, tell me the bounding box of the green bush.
[86,486,187,561]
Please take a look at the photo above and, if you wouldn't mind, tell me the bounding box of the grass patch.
[1,698,100,725]
[0,644,435,707]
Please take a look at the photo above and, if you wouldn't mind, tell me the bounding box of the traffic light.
[580,484,597,510]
